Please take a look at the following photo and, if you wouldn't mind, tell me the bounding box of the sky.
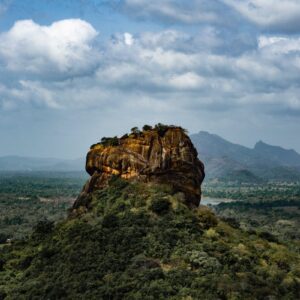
[1,0,300,158]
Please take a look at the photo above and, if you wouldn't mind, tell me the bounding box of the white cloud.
[19,80,60,108]
[223,0,300,31]
[168,72,205,90]
[124,33,134,46]
[0,19,100,79]
[138,28,221,52]
[258,36,300,54]
[139,30,188,48]
[1,22,300,117]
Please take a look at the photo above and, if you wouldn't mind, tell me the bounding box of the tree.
[142,125,152,131]
[33,218,54,235]
[131,127,140,135]
[100,136,119,146]
[154,123,169,136]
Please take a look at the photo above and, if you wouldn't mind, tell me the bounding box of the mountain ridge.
[191,131,300,181]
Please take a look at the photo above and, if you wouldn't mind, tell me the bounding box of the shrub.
[204,228,219,239]
[258,231,278,243]
[0,233,9,244]
[186,250,221,273]
[18,256,33,270]
[221,217,240,229]
[150,198,171,215]
[154,123,169,136]
[108,176,129,190]
[0,289,7,300]
[196,207,218,229]
[102,214,119,228]
[142,125,152,131]
[33,219,54,235]
[100,136,119,146]
[121,133,129,139]
[131,127,141,135]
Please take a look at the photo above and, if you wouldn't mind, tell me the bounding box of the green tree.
[131,127,140,135]
[142,125,152,131]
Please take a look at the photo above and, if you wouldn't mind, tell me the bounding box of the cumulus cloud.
[137,28,223,53]
[87,31,300,113]
[1,3,300,156]
[223,0,300,32]
[1,19,300,116]
[0,19,100,80]
[124,33,134,46]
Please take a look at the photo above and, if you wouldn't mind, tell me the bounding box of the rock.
[73,125,205,209]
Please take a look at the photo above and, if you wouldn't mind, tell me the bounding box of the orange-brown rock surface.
[73,126,205,208]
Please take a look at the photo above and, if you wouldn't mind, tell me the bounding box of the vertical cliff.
[74,125,205,208]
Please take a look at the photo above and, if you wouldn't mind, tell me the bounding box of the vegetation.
[100,136,119,146]
[98,124,186,145]
[142,124,153,131]
[154,123,170,136]
[130,127,141,135]
[215,200,300,248]
[0,172,86,240]
[203,181,300,252]
[1,179,299,299]
[203,180,300,201]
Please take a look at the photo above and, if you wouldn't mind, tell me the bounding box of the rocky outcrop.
[73,126,205,209]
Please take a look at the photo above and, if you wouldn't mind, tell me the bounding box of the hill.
[191,131,300,182]
[77,125,204,207]
[254,141,300,166]
[1,125,299,299]
[1,179,299,299]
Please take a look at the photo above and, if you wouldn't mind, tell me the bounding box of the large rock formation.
[73,125,205,209]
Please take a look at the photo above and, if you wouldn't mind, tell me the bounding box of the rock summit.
[74,125,205,208]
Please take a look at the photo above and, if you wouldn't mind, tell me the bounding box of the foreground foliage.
[1,179,299,299]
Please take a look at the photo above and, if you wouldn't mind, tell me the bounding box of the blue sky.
[1,0,300,158]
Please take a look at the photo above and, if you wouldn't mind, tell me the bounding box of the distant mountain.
[191,131,300,182]
[0,156,85,172]
[254,141,300,166]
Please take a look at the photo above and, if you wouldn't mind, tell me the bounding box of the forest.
[0,173,299,299]
[1,177,300,299]
[0,172,86,241]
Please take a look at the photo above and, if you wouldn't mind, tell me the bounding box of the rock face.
[73,126,205,209]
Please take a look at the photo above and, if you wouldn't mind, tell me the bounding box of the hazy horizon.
[1,1,300,158]
[1,129,299,160]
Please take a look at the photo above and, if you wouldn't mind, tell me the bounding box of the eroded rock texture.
[74,126,205,209]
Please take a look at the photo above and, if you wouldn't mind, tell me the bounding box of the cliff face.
[74,126,205,208]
